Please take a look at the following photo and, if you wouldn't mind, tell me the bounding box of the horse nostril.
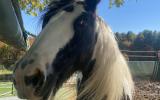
[24,69,45,88]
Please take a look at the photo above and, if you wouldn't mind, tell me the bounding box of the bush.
[0,44,25,70]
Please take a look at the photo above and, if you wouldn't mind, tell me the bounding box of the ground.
[0,82,16,98]
[0,97,19,100]
[134,79,160,100]
[0,69,12,75]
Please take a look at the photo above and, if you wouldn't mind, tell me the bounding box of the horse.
[13,0,134,100]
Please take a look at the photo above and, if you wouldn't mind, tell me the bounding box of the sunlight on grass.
[0,82,16,98]
[0,70,12,75]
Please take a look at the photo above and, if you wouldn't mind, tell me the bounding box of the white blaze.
[27,4,84,72]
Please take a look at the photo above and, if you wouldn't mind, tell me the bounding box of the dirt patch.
[134,79,160,100]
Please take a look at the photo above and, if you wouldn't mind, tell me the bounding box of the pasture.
[0,82,16,98]
[0,70,12,75]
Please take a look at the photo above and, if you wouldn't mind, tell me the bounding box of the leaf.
[30,12,38,16]
[19,0,125,16]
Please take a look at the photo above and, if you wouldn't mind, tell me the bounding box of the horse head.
[13,0,100,99]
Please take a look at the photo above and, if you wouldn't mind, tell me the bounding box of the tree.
[142,30,154,47]
[154,32,160,50]
[18,0,50,16]
[0,45,25,70]
[18,0,125,16]
[127,31,136,42]
[130,33,144,50]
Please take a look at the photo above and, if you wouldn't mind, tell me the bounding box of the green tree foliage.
[154,34,160,50]
[109,0,124,7]
[18,0,125,16]
[116,32,132,49]
[18,0,50,16]
[132,33,145,50]
[127,31,136,42]
[116,30,160,51]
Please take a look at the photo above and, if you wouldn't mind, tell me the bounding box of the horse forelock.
[41,0,100,28]
[41,0,76,28]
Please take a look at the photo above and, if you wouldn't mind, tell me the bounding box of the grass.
[0,68,15,97]
[0,69,12,75]
[0,82,16,98]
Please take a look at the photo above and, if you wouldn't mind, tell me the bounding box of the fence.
[1,51,160,98]
[129,61,155,78]
[121,50,160,80]
[121,50,157,61]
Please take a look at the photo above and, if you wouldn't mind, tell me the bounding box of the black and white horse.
[13,0,134,100]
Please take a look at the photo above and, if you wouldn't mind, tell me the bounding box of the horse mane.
[78,17,134,100]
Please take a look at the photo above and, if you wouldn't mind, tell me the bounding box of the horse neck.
[78,17,134,100]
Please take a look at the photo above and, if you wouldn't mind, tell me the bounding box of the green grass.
[0,69,12,75]
[0,82,16,98]
[0,88,12,95]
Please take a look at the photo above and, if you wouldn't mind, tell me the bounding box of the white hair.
[78,17,134,100]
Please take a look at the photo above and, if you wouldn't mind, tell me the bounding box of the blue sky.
[22,0,160,35]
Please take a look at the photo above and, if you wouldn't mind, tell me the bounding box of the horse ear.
[85,0,101,11]
[85,0,101,5]
[24,69,45,89]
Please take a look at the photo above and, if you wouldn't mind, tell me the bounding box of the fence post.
[152,51,160,81]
